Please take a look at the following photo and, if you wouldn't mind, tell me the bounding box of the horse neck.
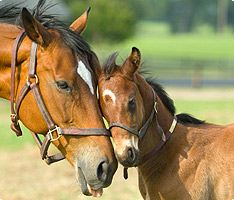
[0,23,30,100]
[136,74,187,179]
[136,74,174,153]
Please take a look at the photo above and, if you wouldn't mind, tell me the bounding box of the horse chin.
[77,167,103,197]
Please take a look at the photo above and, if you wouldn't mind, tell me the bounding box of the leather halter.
[109,89,177,143]
[108,88,177,179]
[10,30,110,165]
[109,90,162,140]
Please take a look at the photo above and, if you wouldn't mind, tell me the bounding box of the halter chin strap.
[108,88,177,179]
[10,30,110,165]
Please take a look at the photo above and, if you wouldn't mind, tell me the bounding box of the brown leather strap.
[139,124,174,165]
[40,127,110,163]
[10,30,26,136]
[30,83,56,129]
[15,83,30,112]
[31,132,65,164]
[28,42,37,76]
[62,128,110,136]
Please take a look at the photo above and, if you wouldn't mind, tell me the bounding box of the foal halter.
[108,88,177,178]
[10,30,110,165]
[109,89,177,143]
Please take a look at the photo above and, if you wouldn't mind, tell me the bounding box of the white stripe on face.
[103,89,116,104]
[77,60,94,95]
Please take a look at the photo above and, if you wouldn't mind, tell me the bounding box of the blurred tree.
[64,0,232,35]
[217,0,229,33]
[228,3,234,29]
[64,0,136,43]
[167,0,196,33]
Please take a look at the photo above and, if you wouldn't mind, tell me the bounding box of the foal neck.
[136,74,185,171]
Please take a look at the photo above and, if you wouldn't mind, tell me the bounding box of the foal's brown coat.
[98,48,234,200]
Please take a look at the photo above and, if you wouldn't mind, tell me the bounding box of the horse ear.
[21,8,51,47]
[70,7,91,34]
[122,47,141,77]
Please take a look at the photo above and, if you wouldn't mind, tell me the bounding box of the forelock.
[103,52,120,78]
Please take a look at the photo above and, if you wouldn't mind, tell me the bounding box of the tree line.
[64,0,233,42]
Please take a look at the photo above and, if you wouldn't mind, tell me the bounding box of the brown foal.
[98,47,234,200]
[0,2,117,197]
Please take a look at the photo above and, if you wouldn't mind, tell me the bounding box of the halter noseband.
[10,30,110,165]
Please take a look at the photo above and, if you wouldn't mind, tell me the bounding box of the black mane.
[146,78,204,125]
[0,0,92,59]
[103,52,119,78]
[103,53,205,125]
[146,78,176,115]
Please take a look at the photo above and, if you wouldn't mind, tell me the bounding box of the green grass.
[175,100,234,125]
[92,22,234,62]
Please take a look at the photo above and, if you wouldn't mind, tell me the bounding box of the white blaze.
[103,89,116,104]
[77,60,94,95]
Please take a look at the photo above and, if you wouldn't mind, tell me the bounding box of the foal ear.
[70,7,91,34]
[122,47,141,77]
[21,8,51,47]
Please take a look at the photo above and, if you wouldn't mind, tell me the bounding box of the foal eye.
[128,97,136,112]
[56,81,71,92]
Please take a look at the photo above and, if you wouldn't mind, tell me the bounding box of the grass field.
[92,22,234,62]
[0,87,234,200]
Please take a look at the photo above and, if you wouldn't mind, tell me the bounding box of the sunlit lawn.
[92,22,234,63]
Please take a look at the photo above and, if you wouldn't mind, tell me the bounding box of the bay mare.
[98,47,234,199]
[0,1,117,197]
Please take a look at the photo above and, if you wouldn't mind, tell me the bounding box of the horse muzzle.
[116,146,140,167]
[76,152,117,197]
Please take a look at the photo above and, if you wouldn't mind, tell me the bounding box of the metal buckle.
[10,113,17,118]
[26,74,39,85]
[48,126,63,142]
[10,114,19,124]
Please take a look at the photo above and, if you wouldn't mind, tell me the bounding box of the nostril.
[128,148,136,163]
[97,160,108,182]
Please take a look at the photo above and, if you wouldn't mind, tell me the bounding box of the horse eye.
[128,97,136,113]
[56,81,71,92]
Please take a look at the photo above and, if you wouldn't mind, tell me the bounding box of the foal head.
[99,47,157,167]
[0,3,117,196]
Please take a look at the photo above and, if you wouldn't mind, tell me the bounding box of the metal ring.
[26,74,39,85]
